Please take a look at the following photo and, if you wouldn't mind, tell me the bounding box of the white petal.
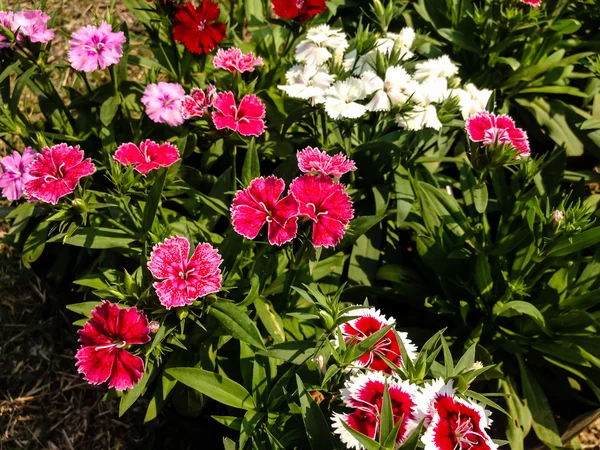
[341,102,367,119]
[366,90,391,111]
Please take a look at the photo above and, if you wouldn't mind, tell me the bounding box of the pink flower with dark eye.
[75,301,150,392]
[23,143,96,205]
[339,308,417,374]
[213,48,264,73]
[465,111,530,157]
[181,85,217,120]
[0,147,36,201]
[297,147,356,178]
[289,174,354,248]
[148,236,223,309]
[520,0,541,6]
[0,11,14,49]
[142,82,186,127]
[332,372,419,449]
[68,20,126,72]
[231,176,299,246]
[11,10,54,43]
[114,140,180,176]
[212,92,266,137]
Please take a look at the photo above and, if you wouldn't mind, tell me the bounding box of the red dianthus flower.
[173,1,226,55]
[272,0,326,21]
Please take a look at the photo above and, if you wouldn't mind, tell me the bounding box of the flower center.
[197,20,207,32]
[94,340,127,351]
[178,267,195,280]
[295,0,305,8]
[483,127,510,146]
[44,162,66,182]
[453,415,483,449]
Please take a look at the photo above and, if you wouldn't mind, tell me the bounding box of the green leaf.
[454,343,477,375]
[437,28,479,53]
[100,96,120,126]
[494,301,548,334]
[213,415,243,431]
[241,141,260,186]
[60,227,135,249]
[340,421,380,450]
[474,255,493,298]
[11,66,36,120]
[120,361,154,416]
[396,420,424,450]
[66,301,102,317]
[142,169,167,234]
[223,437,237,450]
[473,182,488,214]
[209,301,265,350]
[255,297,285,344]
[259,341,315,365]
[0,61,20,84]
[296,375,333,450]
[380,381,394,444]
[394,164,414,226]
[336,215,385,251]
[22,220,50,268]
[547,227,600,257]
[166,367,255,410]
[239,410,264,449]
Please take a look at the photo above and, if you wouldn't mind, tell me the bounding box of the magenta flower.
[332,372,419,449]
[0,11,14,48]
[465,111,530,157]
[181,85,217,120]
[213,48,264,73]
[0,147,36,201]
[75,301,150,392]
[11,10,54,43]
[68,20,126,72]
[297,147,356,178]
[289,174,354,248]
[114,140,179,176]
[231,176,299,246]
[148,236,223,309]
[212,92,266,137]
[23,143,96,205]
[142,82,185,127]
[520,0,541,6]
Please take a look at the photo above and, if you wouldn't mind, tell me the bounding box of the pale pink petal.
[148,236,190,279]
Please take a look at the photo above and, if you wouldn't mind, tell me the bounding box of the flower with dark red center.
[272,0,326,21]
[231,176,299,246]
[181,85,217,120]
[465,111,530,157]
[212,92,266,137]
[148,236,223,309]
[75,301,150,391]
[289,174,354,248]
[173,1,226,55]
[114,140,180,176]
[297,146,356,178]
[339,307,417,374]
[332,372,419,449]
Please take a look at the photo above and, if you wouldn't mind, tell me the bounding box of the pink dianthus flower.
[142,82,185,127]
[297,147,356,178]
[68,20,126,72]
[11,10,54,43]
[181,85,217,120]
[0,11,14,48]
[465,111,530,157]
[0,147,36,201]
[212,92,266,137]
[213,48,264,73]
[520,0,541,6]
[114,140,180,176]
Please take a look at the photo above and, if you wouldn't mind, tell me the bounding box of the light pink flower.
[212,92,266,137]
[148,236,223,309]
[0,147,36,201]
[0,11,14,48]
[213,48,264,73]
[142,82,185,127]
[289,174,354,248]
[297,147,356,178]
[231,176,299,246]
[520,0,541,6]
[11,10,54,43]
[181,85,217,120]
[24,143,96,205]
[68,20,126,72]
[465,111,530,156]
[75,301,150,392]
[114,140,179,176]
[332,372,419,449]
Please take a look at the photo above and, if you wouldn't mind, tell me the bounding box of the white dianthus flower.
[354,27,416,74]
[278,64,335,105]
[324,78,367,120]
[396,104,442,131]
[449,83,493,119]
[295,25,349,66]
[413,55,459,81]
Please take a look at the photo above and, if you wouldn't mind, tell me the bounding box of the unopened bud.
[71,198,86,212]
[319,310,335,330]
[148,321,160,333]
[552,210,564,224]
[176,306,188,320]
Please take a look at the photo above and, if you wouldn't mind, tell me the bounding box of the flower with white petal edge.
[324,78,367,120]
[295,25,349,66]
[413,55,459,81]
[278,64,335,105]
[396,104,442,131]
[414,378,456,424]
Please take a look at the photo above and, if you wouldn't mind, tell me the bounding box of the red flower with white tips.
[332,372,419,449]
[289,174,354,248]
[339,307,417,374]
[114,140,180,176]
[181,85,217,120]
[231,176,299,246]
[75,301,150,391]
[148,236,223,309]
[297,146,356,178]
[212,92,266,137]
[173,1,226,55]
[465,111,530,157]
[272,0,326,21]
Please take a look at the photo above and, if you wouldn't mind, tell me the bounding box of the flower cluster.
[231,147,354,248]
[0,10,54,46]
[278,25,493,130]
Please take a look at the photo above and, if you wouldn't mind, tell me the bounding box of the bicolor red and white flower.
[173,1,226,55]
[141,82,186,127]
[339,307,417,374]
[148,236,223,309]
[181,85,217,120]
[75,301,150,391]
[213,48,263,73]
[68,20,126,72]
[212,92,266,137]
[114,140,180,175]
[297,147,356,178]
[465,111,530,157]
[332,371,419,449]
[24,143,96,205]
[272,0,326,21]
[231,176,299,245]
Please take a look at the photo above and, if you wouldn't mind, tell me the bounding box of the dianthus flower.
[24,143,95,205]
[413,55,459,82]
[289,174,354,248]
[295,25,348,66]
[142,82,185,127]
[520,0,541,6]
[114,140,180,175]
[75,301,150,391]
[181,85,217,120]
[0,147,36,201]
[68,20,126,72]
[231,176,299,245]
[0,11,13,48]
[339,307,417,373]
[332,372,419,449]
[148,236,223,309]
[173,1,226,55]
[324,78,367,120]
[296,147,356,178]
[213,48,263,73]
[271,0,326,21]
[212,92,266,136]
[465,111,530,156]
[11,10,54,43]
[278,64,335,105]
